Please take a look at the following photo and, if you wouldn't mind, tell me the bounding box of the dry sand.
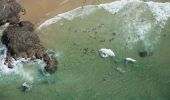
[16,0,113,26]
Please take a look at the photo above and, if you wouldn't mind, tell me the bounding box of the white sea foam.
[0,45,44,81]
[98,0,170,49]
[38,5,98,29]
[38,0,144,30]
[38,0,170,35]
[58,5,98,20]
[38,0,170,48]
[38,17,62,29]
[0,45,60,81]
[98,1,123,14]
[100,0,170,25]
[98,0,142,14]
[146,1,170,27]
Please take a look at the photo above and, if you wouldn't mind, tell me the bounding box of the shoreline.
[38,0,170,29]
[16,0,114,27]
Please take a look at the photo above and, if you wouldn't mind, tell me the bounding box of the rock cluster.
[0,0,57,73]
[0,0,25,25]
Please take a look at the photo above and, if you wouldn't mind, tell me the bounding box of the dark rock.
[74,29,78,33]
[109,38,114,42]
[83,48,88,54]
[112,32,116,36]
[8,62,15,68]
[0,0,58,74]
[139,51,147,57]
[1,21,58,74]
[45,60,57,74]
[139,51,153,58]
[100,39,105,42]
[91,49,95,53]
[163,34,166,37]
[0,0,25,25]
[2,21,40,54]
[73,43,77,46]
[19,21,34,31]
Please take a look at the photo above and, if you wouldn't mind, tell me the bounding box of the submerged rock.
[139,51,153,58]
[139,51,147,57]
[116,67,126,74]
[21,82,32,92]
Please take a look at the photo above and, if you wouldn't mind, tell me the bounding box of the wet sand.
[16,0,113,26]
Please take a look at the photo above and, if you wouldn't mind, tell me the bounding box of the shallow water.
[0,0,170,100]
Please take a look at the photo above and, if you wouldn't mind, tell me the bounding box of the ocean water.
[0,0,170,100]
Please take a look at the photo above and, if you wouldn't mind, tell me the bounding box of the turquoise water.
[0,1,170,100]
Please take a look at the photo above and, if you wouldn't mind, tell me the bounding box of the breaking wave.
[38,5,98,29]
[38,0,170,29]
[38,0,170,50]
[0,45,43,82]
[0,45,59,82]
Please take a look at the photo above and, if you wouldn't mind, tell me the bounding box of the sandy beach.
[16,0,113,26]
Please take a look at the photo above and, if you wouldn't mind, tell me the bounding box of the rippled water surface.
[0,0,170,100]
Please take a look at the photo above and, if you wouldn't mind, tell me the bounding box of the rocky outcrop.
[0,0,25,25]
[0,0,57,73]
[2,21,39,56]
